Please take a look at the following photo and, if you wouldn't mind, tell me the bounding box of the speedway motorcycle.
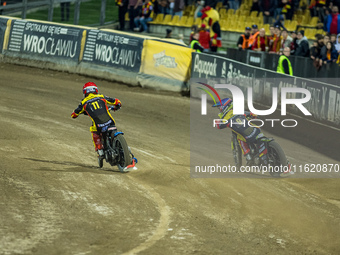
[98,107,137,172]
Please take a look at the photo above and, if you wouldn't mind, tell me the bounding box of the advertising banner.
[7,19,84,61]
[140,40,192,82]
[82,29,144,72]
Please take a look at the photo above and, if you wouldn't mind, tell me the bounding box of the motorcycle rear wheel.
[113,134,131,172]
[268,141,288,178]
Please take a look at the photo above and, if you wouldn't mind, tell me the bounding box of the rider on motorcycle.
[71,82,122,158]
[212,98,268,165]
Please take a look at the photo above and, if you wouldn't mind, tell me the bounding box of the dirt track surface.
[0,63,340,255]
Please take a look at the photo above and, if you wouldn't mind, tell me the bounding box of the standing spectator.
[60,0,71,22]
[330,33,337,43]
[281,29,292,49]
[268,25,275,49]
[290,30,297,54]
[191,32,205,52]
[295,30,310,57]
[129,0,143,31]
[259,0,277,24]
[281,0,294,20]
[190,25,198,43]
[310,0,327,22]
[321,41,338,63]
[310,36,323,69]
[199,24,211,49]
[252,28,269,51]
[277,47,293,75]
[271,25,282,53]
[173,0,185,16]
[228,0,240,10]
[324,6,340,34]
[134,0,153,32]
[335,33,340,53]
[249,24,259,47]
[117,0,129,30]
[158,0,168,14]
[237,27,252,50]
[251,0,261,13]
[320,34,331,57]
[274,14,287,30]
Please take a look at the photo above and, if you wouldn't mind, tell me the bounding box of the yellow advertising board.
[140,39,192,82]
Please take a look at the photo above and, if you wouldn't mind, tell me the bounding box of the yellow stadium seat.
[310,17,319,27]
[177,16,188,26]
[227,9,234,16]
[287,20,297,31]
[161,14,172,25]
[236,21,246,32]
[125,12,129,21]
[235,9,240,16]
[238,15,246,22]
[183,16,194,27]
[219,8,227,18]
[216,2,223,10]
[194,17,202,27]
[227,21,237,32]
[149,14,164,24]
[250,11,258,17]
[169,15,180,25]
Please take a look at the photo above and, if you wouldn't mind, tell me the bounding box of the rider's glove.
[114,103,121,111]
[71,112,78,118]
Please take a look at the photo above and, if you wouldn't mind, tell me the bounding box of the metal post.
[74,0,81,25]
[22,0,28,19]
[100,0,107,26]
[48,0,55,22]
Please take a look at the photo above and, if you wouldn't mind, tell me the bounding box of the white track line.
[122,179,171,255]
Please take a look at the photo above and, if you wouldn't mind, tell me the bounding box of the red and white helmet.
[83,82,98,96]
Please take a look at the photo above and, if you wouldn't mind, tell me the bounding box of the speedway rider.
[213,98,269,165]
[71,82,122,158]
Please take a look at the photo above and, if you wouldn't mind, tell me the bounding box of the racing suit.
[216,109,268,164]
[71,93,122,152]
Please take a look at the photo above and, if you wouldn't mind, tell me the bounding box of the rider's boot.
[92,132,104,158]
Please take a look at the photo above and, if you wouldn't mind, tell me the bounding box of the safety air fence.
[0,16,192,92]
[190,52,340,127]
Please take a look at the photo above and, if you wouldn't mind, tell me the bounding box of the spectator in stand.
[165,28,172,38]
[310,35,324,69]
[228,0,240,10]
[324,6,340,34]
[134,0,153,32]
[117,0,129,31]
[178,34,185,43]
[277,47,293,75]
[335,33,340,53]
[281,0,294,20]
[268,25,275,48]
[330,33,337,43]
[290,30,297,54]
[251,0,260,13]
[320,34,331,57]
[249,24,259,48]
[158,0,168,14]
[271,25,283,53]
[60,0,71,22]
[295,30,310,57]
[274,14,287,30]
[321,41,339,63]
[129,0,143,31]
[281,29,292,49]
[310,0,327,22]
[252,28,269,51]
[173,0,185,16]
[190,25,198,43]
[259,0,277,24]
[191,32,205,52]
[237,27,252,50]
[274,0,284,20]
[199,24,211,49]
